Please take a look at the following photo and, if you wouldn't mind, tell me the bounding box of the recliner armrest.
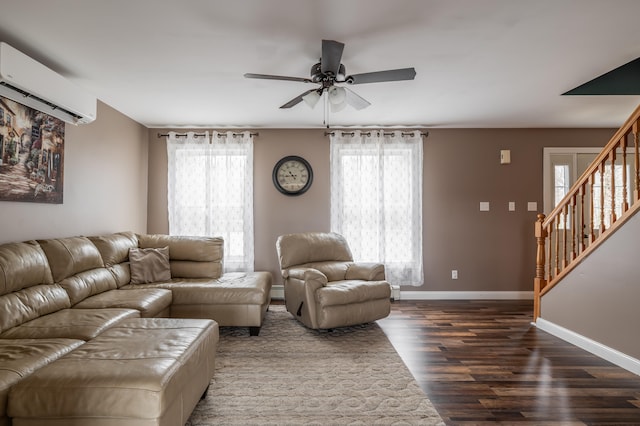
[345,263,386,281]
[287,267,328,286]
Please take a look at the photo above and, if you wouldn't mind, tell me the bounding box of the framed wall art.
[0,95,64,204]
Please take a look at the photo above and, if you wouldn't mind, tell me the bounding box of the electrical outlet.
[451,270,458,280]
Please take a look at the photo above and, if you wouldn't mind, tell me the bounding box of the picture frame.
[0,95,65,204]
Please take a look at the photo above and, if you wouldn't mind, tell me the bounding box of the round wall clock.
[272,155,313,196]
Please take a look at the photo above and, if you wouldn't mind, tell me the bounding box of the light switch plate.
[500,149,511,164]
[508,202,516,211]
[527,202,537,211]
[480,202,490,211]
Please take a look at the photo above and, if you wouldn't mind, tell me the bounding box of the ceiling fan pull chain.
[324,93,328,127]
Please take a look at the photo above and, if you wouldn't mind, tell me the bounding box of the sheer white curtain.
[330,130,423,286]
[167,131,254,272]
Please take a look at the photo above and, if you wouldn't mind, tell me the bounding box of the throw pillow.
[129,246,171,284]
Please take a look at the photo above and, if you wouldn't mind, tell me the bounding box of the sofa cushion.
[0,285,70,335]
[170,259,222,279]
[0,241,53,296]
[129,247,172,284]
[138,234,223,279]
[0,308,139,340]
[73,288,173,318]
[124,272,272,306]
[59,267,118,306]
[121,271,272,327]
[109,263,132,287]
[0,338,83,422]
[138,234,223,262]
[38,237,104,282]
[88,232,138,267]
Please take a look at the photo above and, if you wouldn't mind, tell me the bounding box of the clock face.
[272,156,313,196]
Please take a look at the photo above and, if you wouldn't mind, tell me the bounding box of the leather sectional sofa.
[0,231,272,426]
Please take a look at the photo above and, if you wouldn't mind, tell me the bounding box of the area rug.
[186,306,444,425]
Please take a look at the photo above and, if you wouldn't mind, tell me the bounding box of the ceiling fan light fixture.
[330,99,346,112]
[328,86,347,112]
[328,85,346,103]
[302,90,322,108]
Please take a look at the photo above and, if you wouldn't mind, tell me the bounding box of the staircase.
[534,103,640,320]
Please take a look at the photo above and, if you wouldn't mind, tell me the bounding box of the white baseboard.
[399,291,534,300]
[536,317,640,377]
[270,285,284,300]
[390,285,401,301]
[272,287,533,301]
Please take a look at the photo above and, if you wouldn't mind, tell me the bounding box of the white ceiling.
[1,0,640,129]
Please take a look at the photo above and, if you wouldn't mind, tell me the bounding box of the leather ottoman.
[0,338,84,426]
[8,318,219,426]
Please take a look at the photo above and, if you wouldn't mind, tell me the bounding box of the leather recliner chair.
[275,232,391,330]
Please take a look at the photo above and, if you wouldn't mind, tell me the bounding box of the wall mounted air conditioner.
[0,42,96,124]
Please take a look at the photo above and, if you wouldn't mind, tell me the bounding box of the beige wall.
[147,127,615,292]
[0,101,148,243]
[422,128,614,293]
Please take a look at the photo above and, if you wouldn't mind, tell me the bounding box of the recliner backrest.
[276,232,353,270]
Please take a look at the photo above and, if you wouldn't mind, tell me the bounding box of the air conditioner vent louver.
[0,42,96,124]
[0,81,84,121]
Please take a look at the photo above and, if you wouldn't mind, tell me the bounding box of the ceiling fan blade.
[244,73,312,83]
[344,87,371,110]
[280,89,319,109]
[321,40,345,76]
[345,67,416,85]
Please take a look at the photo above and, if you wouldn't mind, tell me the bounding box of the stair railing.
[534,104,640,320]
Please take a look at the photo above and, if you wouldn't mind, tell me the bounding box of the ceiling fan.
[244,39,416,111]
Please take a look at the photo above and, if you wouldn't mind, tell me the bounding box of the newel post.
[534,213,547,321]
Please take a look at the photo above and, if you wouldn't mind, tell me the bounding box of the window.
[592,164,630,229]
[330,130,423,286]
[554,164,570,207]
[167,131,254,272]
[553,164,571,228]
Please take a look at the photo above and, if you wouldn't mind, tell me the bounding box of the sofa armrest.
[345,263,386,281]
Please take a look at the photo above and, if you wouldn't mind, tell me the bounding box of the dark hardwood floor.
[377,300,640,425]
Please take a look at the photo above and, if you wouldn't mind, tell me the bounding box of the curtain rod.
[157,132,259,138]
[158,130,426,138]
[324,131,428,138]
